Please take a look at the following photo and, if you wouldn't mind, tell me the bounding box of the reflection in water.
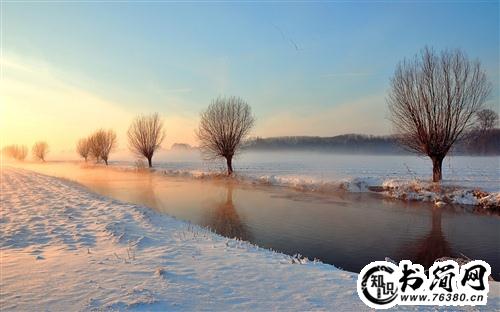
[401,207,453,268]
[201,183,252,241]
[130,173,161,209]
[92,171,161,209]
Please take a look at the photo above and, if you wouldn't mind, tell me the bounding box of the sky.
[1,1,498,156]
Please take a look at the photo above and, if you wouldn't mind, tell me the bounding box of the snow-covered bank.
[381,179,500,210]
[0,167,367,311]
[117,165,500,210]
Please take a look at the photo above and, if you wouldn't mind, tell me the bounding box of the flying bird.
[271,23,302,51]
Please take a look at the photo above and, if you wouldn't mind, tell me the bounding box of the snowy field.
[132,152,500,192]
[1,167,499,311]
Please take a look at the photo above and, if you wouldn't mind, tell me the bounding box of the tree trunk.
[226,156,233,176]
[147,156,152,168]
[104,158,108,166]
[431,156,443,182]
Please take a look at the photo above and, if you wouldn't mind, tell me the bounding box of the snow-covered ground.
[130,151,500,191]
[0,167,365,311]
[1,167,499,311]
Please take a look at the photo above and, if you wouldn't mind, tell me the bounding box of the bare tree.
[2,145,28,161]
[76,138,91,162]
[101,129,117,166]
[88,129,117,165]
[32,141,49,162]
[197,96,255,175]
[88,134,103,162]
[388,47,491,182]
[467,108,499,155]
[127,113,165,168]
[476,108,498,133]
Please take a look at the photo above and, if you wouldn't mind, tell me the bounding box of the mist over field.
[49,149,497,193]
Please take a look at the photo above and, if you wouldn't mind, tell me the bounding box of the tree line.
[2,141,49,162]
[76,114,165,167]
[3,46,497,183]
[75,97,254,176]
[77,129,117,165]
[244,127,499,155]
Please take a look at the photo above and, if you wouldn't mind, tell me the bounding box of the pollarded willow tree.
[476,108,498,133]
[3,145,28,161]
[197,96,255,176]
[76,138,91,162]
[388,47,491,182]
[88,129,117,165]
[127,113,165,168]
[32,141,49,162]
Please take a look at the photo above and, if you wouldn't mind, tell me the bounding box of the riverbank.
[114,163,500,211]
[0,167,367,310]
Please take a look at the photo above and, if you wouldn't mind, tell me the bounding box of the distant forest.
[243,129,500,155]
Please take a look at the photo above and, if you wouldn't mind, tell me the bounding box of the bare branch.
[32,141,49,162]
[76,138,91,162]
[196,96,255,175]
[388,47,491,182]
[2,145,28,161]
[88,129,117,165]
[475,108,498,133]
[127,113,165,168]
